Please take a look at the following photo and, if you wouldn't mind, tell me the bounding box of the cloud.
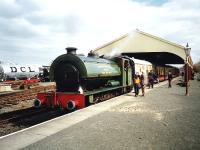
[0,0,40,18]
[0,18,40,39]
[0,0,199,65]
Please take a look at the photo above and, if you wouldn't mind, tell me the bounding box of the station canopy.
[93,29,193,67]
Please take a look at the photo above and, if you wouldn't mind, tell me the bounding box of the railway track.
[0,84,55,108]
[0,107,48,126]
[0,107,64,136]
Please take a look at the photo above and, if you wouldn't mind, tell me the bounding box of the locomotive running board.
[84,86,126,96]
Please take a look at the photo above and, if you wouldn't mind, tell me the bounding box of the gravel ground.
[0,82,55,114]
[0,99,34,114]
[23,78,200,150]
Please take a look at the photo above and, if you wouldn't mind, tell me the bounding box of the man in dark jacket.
[168,71,173,88]
[148,70,154,88]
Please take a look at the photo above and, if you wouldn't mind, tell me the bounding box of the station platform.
[0,78,200,150]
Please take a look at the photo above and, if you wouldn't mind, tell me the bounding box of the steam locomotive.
[34,47,134,110]
[34,47,179,110]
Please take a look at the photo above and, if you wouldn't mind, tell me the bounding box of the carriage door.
[124,60,129,86]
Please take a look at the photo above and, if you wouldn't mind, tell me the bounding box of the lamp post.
[185,43,191,96]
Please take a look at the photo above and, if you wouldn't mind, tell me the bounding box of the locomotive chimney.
[66,47,77,54]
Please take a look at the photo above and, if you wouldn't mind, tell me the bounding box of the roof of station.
[93,29,193,66]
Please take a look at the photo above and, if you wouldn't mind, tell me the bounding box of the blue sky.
[133,0,168,6]
[0,0,199,65]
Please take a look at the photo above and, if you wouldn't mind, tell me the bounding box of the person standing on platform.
[140,72,145,96]
[168,71,173,88]
[134,73,140,97]
[148,70,154,89]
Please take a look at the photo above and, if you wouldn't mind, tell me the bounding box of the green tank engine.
[50,47,133,93]
[35,47,134,110]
